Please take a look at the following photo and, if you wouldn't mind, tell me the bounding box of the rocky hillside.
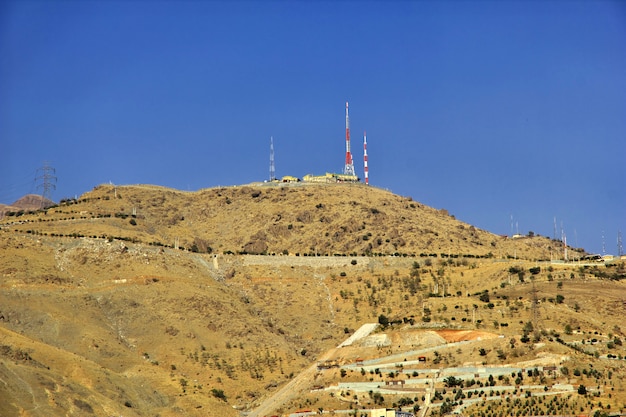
[2,183,621,417]
[2,183,583,260]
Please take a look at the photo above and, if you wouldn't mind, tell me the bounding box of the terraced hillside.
[1,183,582,260]
[1,183,624,417]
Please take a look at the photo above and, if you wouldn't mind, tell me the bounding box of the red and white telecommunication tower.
[343,102,356,176]
[363,131,369,185]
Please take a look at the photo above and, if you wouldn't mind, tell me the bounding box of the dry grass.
[3,182,583,260]
[0,183,623,417]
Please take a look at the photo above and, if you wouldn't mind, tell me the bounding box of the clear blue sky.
[1,0,625,255]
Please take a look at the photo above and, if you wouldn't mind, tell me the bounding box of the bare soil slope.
[3,183,581,260]
[1,183,623,417]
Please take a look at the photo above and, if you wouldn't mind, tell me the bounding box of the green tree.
[444,376,463,388]
[211,388,227,401]
[440,399,454,415]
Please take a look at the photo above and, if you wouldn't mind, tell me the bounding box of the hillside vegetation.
[1,183,624,417]
[2,183,581,260]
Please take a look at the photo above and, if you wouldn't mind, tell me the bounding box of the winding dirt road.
[247,323,378,417]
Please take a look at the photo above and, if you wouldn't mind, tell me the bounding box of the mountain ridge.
[5,182,583,261]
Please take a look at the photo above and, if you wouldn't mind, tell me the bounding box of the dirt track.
[248,323,379,417]
[247,347,338,417]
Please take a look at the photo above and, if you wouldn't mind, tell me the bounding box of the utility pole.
[531,280,541,331]
[35,161,56,208]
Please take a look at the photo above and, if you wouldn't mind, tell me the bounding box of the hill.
[0,194,55,217]
[2,183,583,260]
[1,183,624,417]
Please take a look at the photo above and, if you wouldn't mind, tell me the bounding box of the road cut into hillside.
[338,323,379,347]
[436,329,501,342]
[247,323,380,417]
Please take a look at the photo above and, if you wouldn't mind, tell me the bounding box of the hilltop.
[2,183,582,260]
[1,183,624,417]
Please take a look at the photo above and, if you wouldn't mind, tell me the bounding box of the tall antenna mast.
[561,223,568,261]
[343,101,355,176]
[269,136,275,181]
[618,230,623,257]
[35,161,56,208]
[363,131,369,185]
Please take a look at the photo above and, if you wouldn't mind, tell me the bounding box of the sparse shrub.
[211,388,227,401]
[73,399,94,413]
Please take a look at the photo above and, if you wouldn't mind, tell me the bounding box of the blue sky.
[1,0,625,255]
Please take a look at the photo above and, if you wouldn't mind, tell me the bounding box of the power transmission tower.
[35,162,57,208]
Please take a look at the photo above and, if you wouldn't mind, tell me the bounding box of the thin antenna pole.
[363,131,369,185]
[269,136,275,181]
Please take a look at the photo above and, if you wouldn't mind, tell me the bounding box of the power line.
[0,170,39,202]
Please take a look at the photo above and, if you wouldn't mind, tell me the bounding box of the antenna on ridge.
[343,102,355,176]
[363,131,369,185]
[269,136,275,182]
